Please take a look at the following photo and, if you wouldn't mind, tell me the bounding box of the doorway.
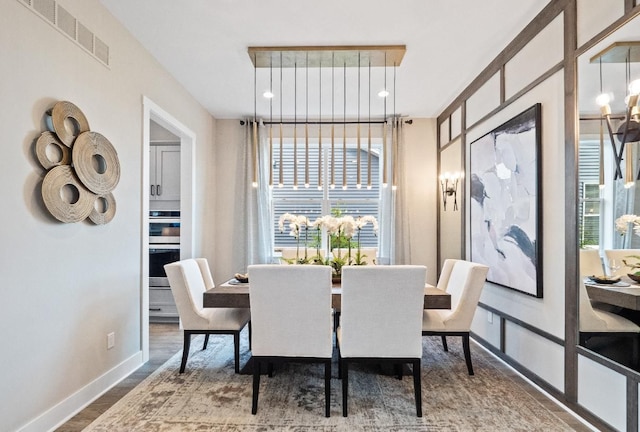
[142,96,196,361]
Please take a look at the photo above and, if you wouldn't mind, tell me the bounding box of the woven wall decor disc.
[42,165,95,223]
[35,131,71,169]
[72,131,121,195]
[88,192,116,225]
[51,101,90,146]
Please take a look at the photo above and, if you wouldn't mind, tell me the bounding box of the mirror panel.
[577,12,640,371]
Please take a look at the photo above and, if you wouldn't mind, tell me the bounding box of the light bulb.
[596,93,611,107]
[263,90,274,98]
[629,79,640,96]
[251,181,258,188]
[378,89,389,98]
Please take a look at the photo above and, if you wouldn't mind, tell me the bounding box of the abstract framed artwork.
[469,104,542,298]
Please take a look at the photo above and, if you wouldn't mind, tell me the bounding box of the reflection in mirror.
[578,14,640,371]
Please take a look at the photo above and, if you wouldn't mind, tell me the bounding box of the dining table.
[203,279,452,310]
[584,277,640,311]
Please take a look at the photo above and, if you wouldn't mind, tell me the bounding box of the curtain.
[378,117,405,264]
[244,120,274,265]
[391,118,410,264]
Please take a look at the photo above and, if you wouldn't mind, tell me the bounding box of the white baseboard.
[17,351,144,432]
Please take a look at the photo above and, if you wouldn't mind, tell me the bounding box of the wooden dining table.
[203,279,452,310]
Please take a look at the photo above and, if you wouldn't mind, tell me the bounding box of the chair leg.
[412,359,422,417]
[462,333,474,376]
[234,332,240,373]
[203,334,210,350]
[342,360,349,417]
[441,335,448,352]
[179,331,192,373]
[248,321,252,351]
[251,359,261,414]
[325,360,331,417]
[394,363,403,380]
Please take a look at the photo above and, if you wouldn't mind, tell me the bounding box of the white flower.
[339,215,357,239]
[615,214,640,235]
[355,215,379,235]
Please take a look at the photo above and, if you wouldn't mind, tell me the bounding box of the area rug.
[85,330,577,431]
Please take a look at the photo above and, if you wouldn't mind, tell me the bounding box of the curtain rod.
[240,119,413,125]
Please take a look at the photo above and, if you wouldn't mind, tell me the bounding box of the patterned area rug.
[85,330,577,431]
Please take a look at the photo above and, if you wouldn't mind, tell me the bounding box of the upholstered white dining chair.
[603,249,640,277]
[580,249,604,277]
[248,264,333,417]
[579,281,640,365]
[164,258,251,374]
[338,265,426,417]
[280,247,325,263]
[422,259,489,376]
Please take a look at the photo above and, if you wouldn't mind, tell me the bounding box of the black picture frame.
[469,103,543,298]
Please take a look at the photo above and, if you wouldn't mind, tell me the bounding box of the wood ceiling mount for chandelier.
[248,45,406,68]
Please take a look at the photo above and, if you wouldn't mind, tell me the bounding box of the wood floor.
[56,323,593,431]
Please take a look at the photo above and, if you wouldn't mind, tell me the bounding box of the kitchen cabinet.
[149,286,179,322]
[150,144,180,201]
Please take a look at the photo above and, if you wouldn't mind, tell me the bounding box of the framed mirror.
[577,12,640,371]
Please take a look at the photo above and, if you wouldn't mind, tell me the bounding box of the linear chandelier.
[248,45,406,190]
[591,42,640,187]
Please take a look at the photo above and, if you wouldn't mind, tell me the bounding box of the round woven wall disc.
[89,192,116,225]
[35,131,71,169]
[73,131,121,195]
[51,101,90,146]
[42,165,95,223]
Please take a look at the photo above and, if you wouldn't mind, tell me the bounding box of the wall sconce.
[440,171,462,211]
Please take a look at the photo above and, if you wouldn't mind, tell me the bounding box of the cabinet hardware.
[151,185,155,196]
[149,308,162,311]
[157,184,162,196]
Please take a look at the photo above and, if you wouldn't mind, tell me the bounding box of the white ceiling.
[99,0,548,120]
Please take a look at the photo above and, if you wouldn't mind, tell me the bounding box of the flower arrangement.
[615,214,640,236]
[278,212,378,276]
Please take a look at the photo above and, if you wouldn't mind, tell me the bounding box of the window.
[578,139,601,248]
[272,139,381,249]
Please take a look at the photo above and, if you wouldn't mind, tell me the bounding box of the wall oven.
[149,211,180,287]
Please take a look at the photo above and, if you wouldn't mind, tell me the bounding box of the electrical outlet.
[487,311,493,324]
[107,332,115,350]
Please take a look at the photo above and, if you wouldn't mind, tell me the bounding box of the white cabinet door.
[150,145,180,201]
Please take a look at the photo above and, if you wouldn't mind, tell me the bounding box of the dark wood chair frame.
[422,331,474,375]
[337,354,422,418]
[179,322,251,374]
[251,356,332,417]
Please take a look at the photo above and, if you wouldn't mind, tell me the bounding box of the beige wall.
[0,1,213,430]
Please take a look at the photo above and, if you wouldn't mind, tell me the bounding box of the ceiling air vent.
[17,0,110,68]
[77,22,94,54]
[56,4,75,40]
[33,0,54,23]
[95,36,109,66]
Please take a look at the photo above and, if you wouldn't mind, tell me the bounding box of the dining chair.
[248,264,333,417]
[580,249,604,277]
[422,259,489,375]
[164,258,251,373]
[280,247,325,263]
[603,249,640,277]
[337,265,426,417]
[579,281,640,365]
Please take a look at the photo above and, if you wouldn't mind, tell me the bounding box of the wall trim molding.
[17,351,143,432]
